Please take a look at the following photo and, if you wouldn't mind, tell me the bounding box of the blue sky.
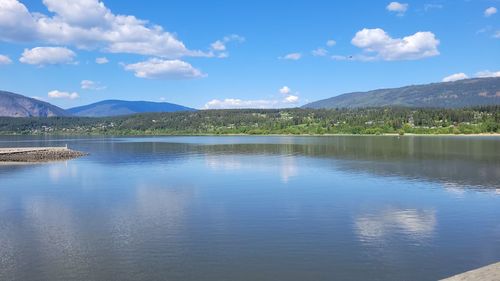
[0,0,499,109]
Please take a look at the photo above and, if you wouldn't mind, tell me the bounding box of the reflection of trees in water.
[197,136,498,161]
[193,137,499,189]
[1,136,498,189]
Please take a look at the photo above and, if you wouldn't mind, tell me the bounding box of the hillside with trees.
[0,106,497,135]
[303,77,500,109]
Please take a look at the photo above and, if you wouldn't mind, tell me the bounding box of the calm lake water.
[0,135,499,281]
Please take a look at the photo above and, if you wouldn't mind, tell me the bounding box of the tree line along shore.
[0,106,498,136]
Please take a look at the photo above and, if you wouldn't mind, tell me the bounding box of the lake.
[0,135,499,281]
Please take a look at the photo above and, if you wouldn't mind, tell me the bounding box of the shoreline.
[440,262,500,280]
[0,147,87,162]
[1,133,499,137]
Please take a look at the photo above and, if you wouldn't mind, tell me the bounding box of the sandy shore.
[0,147,87,162]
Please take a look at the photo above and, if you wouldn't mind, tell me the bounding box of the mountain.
[0,91,68,117]
[303,77,500,109]
[68,100,195,117]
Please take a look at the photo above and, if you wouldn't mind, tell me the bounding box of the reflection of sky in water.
[205,155,243,170]
[355,208,437,243]
[204,154,299,183]
[0,136,499,281]
[1,135,499,189]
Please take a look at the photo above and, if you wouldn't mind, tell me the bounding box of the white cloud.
[441,70,500,81]
[31,96,46,101]
[81,79,106,90]
[217,52,229,58]
[48,90,79,99]
[204,97,300,109]
[484,7,497,17]
[123,58,206,80]
[0,0,37,42]
[204,99,279,109]
[284,95,299,103]
[475,70,500,78]
[279,86,291,95]
[19,47,76,65]
[494,31,500,39]
[209,34,245,57]
[351,28,440,61]
[442,73,469,82]
[312,48,328,57]
[280,53,302,60]
[279,86,299,103]
[326,39,336,47]
[0,0,208,58]
[43,0,109,28]
[279,85,300,102]
[221,34,245,44]
[386,2,409,15]
[205,86,300,109]
[0,54,12,64]
[95,57,108,64]
[210,40,226,51]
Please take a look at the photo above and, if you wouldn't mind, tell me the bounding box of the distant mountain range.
[303,77,500,109]
[1,77,499,117]
[67,100,195,117]
[0,91,195,117]
[0,91,69,117]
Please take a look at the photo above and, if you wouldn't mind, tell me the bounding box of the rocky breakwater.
[0,147,87,162]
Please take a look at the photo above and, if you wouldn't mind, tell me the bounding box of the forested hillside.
[303,77,500,109]
[0,107,498,135]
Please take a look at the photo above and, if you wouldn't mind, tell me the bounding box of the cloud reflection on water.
[354,208,437,244]
[204,154,299,183]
